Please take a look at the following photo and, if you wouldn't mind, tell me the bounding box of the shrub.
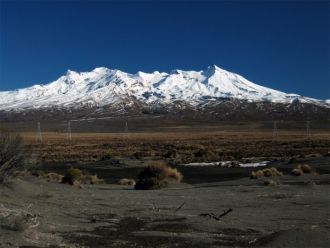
[291,168,303,176]
[135,161,183,190]
[133,150,153,160]
[291,164,316,176]
[135,177,164,190]
[163,149,178,159]
[62,167,83,185]
[270,167,283,176]
[263,168,273,177]
[193,148,219,162]
[299,164,313,174]
[250,167,282,179]
[47,172,64,183]
[0,129,24,184]
[60,168,105,185]
[88,174,105,184]
[118,178,136,186]
[250,170,264,179]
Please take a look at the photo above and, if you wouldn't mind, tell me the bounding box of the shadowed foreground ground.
[0,157,329,247]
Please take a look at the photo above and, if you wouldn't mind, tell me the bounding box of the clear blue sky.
[0,0,329,99]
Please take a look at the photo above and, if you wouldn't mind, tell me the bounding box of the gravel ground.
[0,157,329,247]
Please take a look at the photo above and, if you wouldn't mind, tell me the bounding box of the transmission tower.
[272,121,279,141]
[306,120,311,139]
[67,121,72,141]
[36,122,42,143]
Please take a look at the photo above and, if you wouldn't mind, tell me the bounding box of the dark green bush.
[135,161,182,190]
[62,167,83,185]
[135,177,165,190]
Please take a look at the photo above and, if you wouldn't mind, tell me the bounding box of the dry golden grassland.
[21,127,330,163]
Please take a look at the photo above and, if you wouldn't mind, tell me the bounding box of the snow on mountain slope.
[0,65,326,111]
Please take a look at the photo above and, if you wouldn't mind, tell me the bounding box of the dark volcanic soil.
[1,157,330,247]
[39,155,330,184]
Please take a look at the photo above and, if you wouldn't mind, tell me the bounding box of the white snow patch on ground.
[240,161,269,167]
[183,161,270,167]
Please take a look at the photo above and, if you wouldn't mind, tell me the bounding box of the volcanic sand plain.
[1,123,330,247]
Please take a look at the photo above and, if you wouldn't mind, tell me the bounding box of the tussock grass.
[251,167,283,179]
[291,168,303,176]
[299,164,315,174]
[20,129,330,163]
[87,174,105,184]
[291,164,317,176]
[62,167,83,185]
[135,161,183,190]
[270,167,283,176]
[251,170,264,179]
[47,172,64,183]
[62,168,105,185]
[118,178,136,186]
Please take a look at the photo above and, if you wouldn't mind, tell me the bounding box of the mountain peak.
[0,66,327,112]
[66,69,78,76]
[170,69,183,75]
[206,65,228,73]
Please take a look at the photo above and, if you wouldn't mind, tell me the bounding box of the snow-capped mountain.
[0,65,329,121]
[0,65,326,110]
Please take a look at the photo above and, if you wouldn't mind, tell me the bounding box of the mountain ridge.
[0,65,329,122]
[0,65,328,112]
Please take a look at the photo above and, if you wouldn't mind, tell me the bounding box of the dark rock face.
[0,99,328,122]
